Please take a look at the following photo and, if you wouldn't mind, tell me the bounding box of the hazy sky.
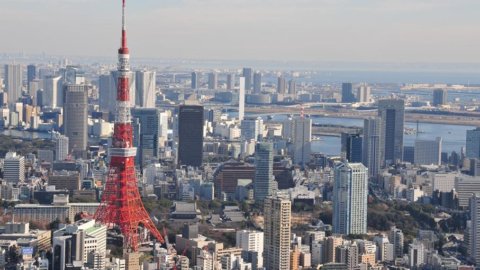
[1,0,479,63]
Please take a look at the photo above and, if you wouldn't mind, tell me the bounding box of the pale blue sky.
[1,0,479,63]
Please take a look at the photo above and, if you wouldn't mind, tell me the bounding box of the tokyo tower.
[94,0,164,251]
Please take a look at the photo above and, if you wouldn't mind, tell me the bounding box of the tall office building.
[292,117,312,166]
[55,134,69,161]
[242,68,253,90]
[263,195,291,270]
[388,226,404,258]
[64,84,88,155]
[4,64,22,106]
[98,74,114,114]
[414,137,442,165]
[362,117,383,178]
[208,72,218,90]
[341,133,363,163]
[178,105,204,167]
[27,64,37,85]
[226,73,235,90]
[378,99,405,165]
[236,230,264,268]
[43,75,62,108]
[466,127,480,159]
[241,117,263,141]
[277,76,286,94]
[288,79,296,96]
[132,108,162,167]
[191,72,199,89]
[253,72,262,93]
[254,142,275,202]
[468,194,480,264]
[432,88,447,107]
[341,83,355,103]
[135,70,156,108]
[357,84,371,103]
[238,77,245,122]
[333,162,368,235]
[52,219,107,270]
[3,152,25,184]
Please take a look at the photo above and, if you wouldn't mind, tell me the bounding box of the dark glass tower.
[341,82,356,103]
[178,105,204,167]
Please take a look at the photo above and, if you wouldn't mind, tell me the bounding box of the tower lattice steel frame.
[94,0,164,251]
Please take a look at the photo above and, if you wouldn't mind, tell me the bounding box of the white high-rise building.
[52,219,107,270]
[135,70,156,108]
[333,162,368,235]
[408,240,425,268]
[468,194,480,264]
[4,64,22,107]
[3,152,25,184]
[264,195,291,270]
[414,137,442,165]
[238,77,245,122]
[43,75,62,108]
[363,117,383,178]
[236,230,264,268]
[292,117,312,166]
[357,84,371,103]
[55,134,69,161]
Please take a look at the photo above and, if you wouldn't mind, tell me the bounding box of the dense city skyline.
[1,0,480,63]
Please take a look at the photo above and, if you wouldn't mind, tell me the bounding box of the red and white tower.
[94,0,164,251]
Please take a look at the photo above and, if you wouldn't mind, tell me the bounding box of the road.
[244,107,480,126]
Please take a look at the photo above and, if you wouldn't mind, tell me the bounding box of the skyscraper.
[254,142,275,202]
[238,77,245,122]
[98,74,114,114]
[388,226,404,258]
[132,108,162,167]
[236,230,264,268]
[55,134,69,161]
[64,84,88,156]
[277,76,286,94]
[264,195,291,270]
[414,137,442,165]
[288,79,296,96]
[253,72,262,93]
[191,72,199,89]
[341,83,355,103]
[27,64,37,85]
[178,105,204,167]
[292,117,312,166]
[362,117,383,178]
[432,88,447,107]
[357,84,371,103]
[333,162,368,235]
[43,75,62,108]
[226,73,235,90]
[466,127,480,159]
[135,70,156,108]
[341,132,363,163]
[242,68,253,90]
[208,72,218,90]
[4,152,25,184]
[378,99,405,166]
[468,194,480,264]
[4,64,22,107]
[241,117,263,141]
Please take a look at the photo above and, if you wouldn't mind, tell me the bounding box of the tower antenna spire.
[121,0,127,50]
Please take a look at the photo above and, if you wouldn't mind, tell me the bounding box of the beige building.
[264,195,291,270]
